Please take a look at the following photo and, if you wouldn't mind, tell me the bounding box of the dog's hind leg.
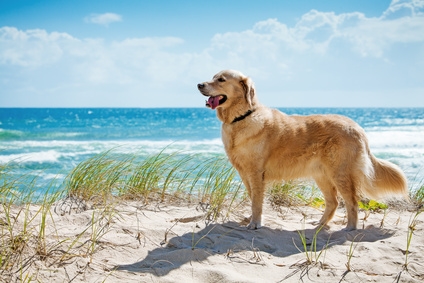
[314,177,338,227]
[333,175,359,231]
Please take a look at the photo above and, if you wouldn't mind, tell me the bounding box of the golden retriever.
[197,70,408,231]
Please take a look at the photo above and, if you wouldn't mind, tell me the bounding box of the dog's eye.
[217,78,226,82]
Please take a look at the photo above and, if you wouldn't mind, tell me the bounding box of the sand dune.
[3,200,424,282]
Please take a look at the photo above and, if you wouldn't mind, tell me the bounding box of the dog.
[197,70,408,231]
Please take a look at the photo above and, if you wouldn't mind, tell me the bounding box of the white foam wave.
[0,150,62,164]
[40,173,67,181]
[367,130,424,149]
[367,130,424,184]
[1,138,222,148]
[0,139,225,164]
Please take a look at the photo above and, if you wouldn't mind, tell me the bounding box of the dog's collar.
[232,109,255,124]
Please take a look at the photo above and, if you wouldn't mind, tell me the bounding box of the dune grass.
[411,184,424,208]
[0,149,247,281]
[0,147,423,282]
[64,149,244,214]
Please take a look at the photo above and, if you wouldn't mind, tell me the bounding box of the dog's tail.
[362,153,408,200]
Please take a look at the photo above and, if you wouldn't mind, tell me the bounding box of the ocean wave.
[0,150,62,164]
[364,118,424,128]
[0,138,223,148]
[0,128,84,141]
[0,139,225,164]
[0,128,25,140]
[380,117,424,127]
[39,172,67,181]
[367,130,424,149]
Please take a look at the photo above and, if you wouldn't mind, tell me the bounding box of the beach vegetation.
[394,210,422,282]
[65,150,133,203]
[0,148,423,282]
[282,223,330,282]
[295,224,327,266]
[411,184,424,208]
[358,199,388,212]
[345,233,363,272]
[269,181,325,209]
[403,210,421,270]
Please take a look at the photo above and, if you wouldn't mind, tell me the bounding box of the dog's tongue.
[208,96,220,110]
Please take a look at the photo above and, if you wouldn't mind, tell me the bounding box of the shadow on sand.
[116,221,395,276]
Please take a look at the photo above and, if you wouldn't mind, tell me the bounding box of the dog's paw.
[247,221,262,230]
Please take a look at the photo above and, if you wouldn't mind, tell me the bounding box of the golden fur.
[198,70,408,231]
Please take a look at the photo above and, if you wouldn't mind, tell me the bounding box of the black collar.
[232,109,255,124]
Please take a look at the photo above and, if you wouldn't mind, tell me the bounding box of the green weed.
[295,225,327,265]
[358,199,388,212]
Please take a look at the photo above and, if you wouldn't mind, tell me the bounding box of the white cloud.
[383,0,424,19]
[84,13,122,26]
[0,26,77,67]
[1,0,424,107]
[211,2,424,60]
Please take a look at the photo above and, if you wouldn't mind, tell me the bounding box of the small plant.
[284,224,331,282]
[295,225,327,265]
[345,234,363,272]
[269,182,300,207]
[394,210,422,282]
[358,199,388,212]
[411,184,424,208]
[403,210,421,270]
[269,181,323,208]
[338,233,364,282]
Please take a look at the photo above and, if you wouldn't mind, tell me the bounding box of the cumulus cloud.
[383,0,424,19]
[2,1,423,71]
[1,0,424,107]
[210,0,424,60]
[0,27,78,67]
[84,13,122,26]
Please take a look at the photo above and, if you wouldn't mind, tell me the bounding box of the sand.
[2,199,424,283]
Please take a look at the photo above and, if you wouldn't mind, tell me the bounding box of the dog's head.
[197,70,256,111]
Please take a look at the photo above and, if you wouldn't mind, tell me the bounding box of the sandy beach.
[3,197,423,283]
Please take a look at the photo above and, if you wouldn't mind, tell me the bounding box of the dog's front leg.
[246,177,265,230]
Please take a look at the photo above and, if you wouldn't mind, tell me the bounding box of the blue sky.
[1,0,423,107]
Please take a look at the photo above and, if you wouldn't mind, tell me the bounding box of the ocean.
[1,108,423,194]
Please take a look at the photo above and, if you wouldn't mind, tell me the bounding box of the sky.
[0,0,423,108]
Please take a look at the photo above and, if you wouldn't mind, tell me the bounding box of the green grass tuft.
[358,199,388,212]
[269,180,325,209]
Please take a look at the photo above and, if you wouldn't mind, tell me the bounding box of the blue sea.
[1,108,423,194]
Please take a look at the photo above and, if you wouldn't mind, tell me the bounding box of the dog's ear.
[240,77,255,108]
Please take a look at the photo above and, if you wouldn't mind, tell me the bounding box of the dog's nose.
[197,83,204,89]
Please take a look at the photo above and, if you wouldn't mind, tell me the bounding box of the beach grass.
[295,224,327,266]
[0,149,246,281]
[411,184,424,208]
[1,148,423,282]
